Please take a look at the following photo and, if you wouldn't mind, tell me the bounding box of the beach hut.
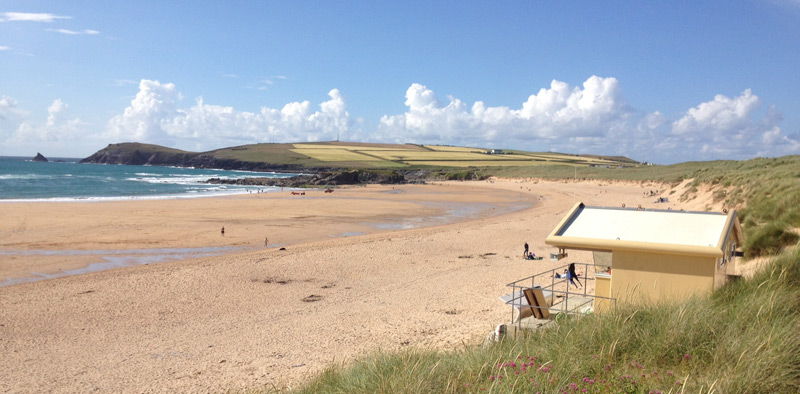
[544,202,744,310]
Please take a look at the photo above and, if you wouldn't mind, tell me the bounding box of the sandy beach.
[0,179,722,393]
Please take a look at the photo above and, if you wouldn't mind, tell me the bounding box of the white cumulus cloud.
[664,90,799,160]
[0,97,90,156]
[0,95,24,119]
[672,89,760,136]
[376,76,631,149]
[105,79,350,152]
[14,99,82,142]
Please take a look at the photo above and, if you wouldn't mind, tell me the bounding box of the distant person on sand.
[264,237,268,247]
[221,226,225,236]
[524,242,529,257]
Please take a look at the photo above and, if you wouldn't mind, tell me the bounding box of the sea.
[0,156,296,201]
[0,156,302,287]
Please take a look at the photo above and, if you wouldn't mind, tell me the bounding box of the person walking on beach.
[264,236,268,247]
[221,226,225,236]
[523,242,529,258]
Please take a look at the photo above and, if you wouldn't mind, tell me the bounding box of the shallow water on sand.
[0,246,244,287]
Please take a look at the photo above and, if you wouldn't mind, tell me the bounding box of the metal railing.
[503,262,617,328]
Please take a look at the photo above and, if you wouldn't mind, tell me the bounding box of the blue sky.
[2,1,799,164]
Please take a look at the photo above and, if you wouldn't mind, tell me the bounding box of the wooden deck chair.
[523,287,551,319]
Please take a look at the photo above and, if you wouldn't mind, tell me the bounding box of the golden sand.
[0,179,717,393]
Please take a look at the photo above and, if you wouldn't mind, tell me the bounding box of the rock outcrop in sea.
[32,153,48,162]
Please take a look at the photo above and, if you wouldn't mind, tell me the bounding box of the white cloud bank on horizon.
[2,76,799,163]
[0,96,85,156]
[374,77,799,163]
[103,79,350,152]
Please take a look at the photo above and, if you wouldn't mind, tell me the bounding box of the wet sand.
[0,183,528,284]
[0,179,718,393]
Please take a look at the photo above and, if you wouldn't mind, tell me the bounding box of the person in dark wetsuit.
[567,263,582,288]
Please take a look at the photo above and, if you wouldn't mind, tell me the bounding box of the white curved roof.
[557,206,728,247]
[546,203,741,257]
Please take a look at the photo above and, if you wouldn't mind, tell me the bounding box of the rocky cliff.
[79,143,310,173]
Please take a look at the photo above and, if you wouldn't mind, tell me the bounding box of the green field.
[272,142,638,169]
[423,145,485,152]
[289,148,386,162]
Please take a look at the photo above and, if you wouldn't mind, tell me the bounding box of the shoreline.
[0,179,718,393]
[0,187,266,204]
[0,183,534,284]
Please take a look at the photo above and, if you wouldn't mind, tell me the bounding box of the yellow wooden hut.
[545,203,744,310]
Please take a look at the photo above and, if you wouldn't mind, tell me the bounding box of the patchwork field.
[289,148,385,162]
[284,142,638,168]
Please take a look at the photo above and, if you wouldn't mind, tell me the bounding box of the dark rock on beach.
[32,153,48,162]
[206,169,419,187]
